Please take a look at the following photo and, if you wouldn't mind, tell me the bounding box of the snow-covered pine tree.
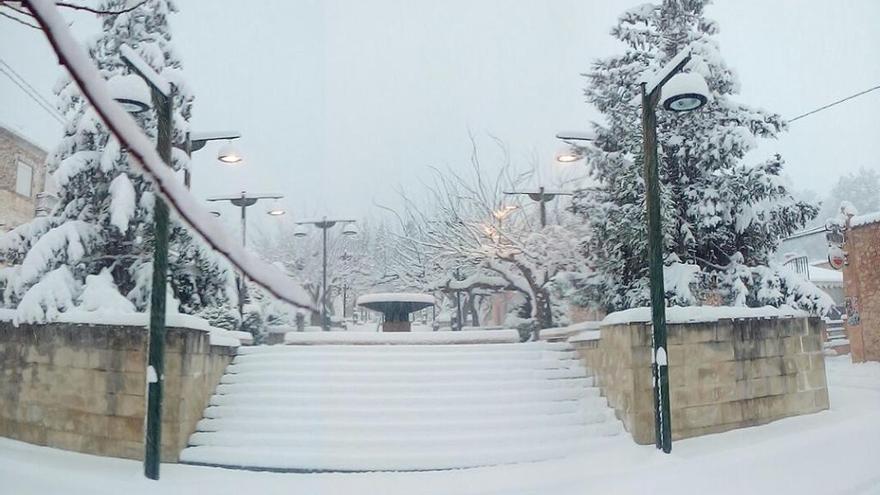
[570,0,828,314]
[0,0,237,322]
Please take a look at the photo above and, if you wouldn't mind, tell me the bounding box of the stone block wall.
[0,322,234,461]
[573,316,829,444]
[843,217,880,362]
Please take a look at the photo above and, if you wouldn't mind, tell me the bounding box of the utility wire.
[0,58,59,115]
[0,62,64,124]
[789,84,880,123]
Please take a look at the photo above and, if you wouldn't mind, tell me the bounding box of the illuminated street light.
[217,142,244,164]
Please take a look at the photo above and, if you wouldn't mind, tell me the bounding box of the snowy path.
[2,356,879,494]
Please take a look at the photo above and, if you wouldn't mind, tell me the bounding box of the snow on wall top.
[601,305,810,327]
[568,330,601,343]
[356,293,435,305]
[850,210,880,228]
[0,309,243,347]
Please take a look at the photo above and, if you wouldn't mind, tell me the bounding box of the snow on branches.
[570,0,825,315]
[0,0,243,323]
[382,139,587,329]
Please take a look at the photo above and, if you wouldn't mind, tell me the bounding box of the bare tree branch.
[0,8,39,28]
[53,0,148,15]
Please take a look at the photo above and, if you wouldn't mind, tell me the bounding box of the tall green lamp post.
[639,46,710,453]
[556,45,710,453]
[112,45,250,479]
[113,44,173,481]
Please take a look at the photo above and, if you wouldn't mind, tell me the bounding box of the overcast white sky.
[2,0,879,232]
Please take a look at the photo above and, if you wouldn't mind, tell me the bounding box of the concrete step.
[221,366,586,383]
[203,396,609,421]
[195,409,611,435]
[208,385,600,410]
[180,438,584,472]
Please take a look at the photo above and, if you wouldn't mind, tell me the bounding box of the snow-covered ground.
[2,355,879,495]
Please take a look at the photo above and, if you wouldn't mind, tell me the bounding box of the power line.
[0,58,64,124]
[0,58,59,115]
[789,84,880,123]
[0,65,64,125]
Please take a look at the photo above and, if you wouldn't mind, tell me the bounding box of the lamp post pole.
[640,48,703,454]
[556,46,708,454]
[294,218,357,331]
[119,48,171,481]
[641,80,672,454]
[145,87,170,482]
[322,219,329,330]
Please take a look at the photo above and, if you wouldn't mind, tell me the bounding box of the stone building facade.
[843,213,880,362]
[0,126,49,232]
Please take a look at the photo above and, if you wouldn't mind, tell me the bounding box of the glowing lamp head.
[267,207,286,216]
[555,147,584,163]
[217,143,243,164]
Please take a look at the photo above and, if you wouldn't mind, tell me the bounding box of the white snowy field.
[2,355,878,495]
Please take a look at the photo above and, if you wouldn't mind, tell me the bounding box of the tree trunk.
[466,291,480,327]
[534,288,554,329]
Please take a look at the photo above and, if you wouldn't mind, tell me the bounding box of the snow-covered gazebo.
[356,293,435,332]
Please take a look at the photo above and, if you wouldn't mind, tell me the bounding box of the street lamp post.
[114,45,172,482]
[555,46,709,454]
[207,192,284,319]
[294,218,358,331]
[503,187,573,228]
[641,48,710,454]
[111,46,263,480]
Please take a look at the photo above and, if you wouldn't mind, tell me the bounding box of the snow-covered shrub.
[197,305,241,332]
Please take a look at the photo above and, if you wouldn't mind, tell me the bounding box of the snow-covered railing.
[26,0,313,311]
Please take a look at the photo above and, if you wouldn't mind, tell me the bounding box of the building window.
[16,161,33,197]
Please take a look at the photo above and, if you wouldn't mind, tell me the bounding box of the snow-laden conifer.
[0,0,237,322]
[570,0,829,313]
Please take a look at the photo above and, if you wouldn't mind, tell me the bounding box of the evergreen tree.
[570,0,828,313]
[0,0,236,322]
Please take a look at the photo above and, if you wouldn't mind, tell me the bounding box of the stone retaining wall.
[0,322,234,461]
[572,316,829,444]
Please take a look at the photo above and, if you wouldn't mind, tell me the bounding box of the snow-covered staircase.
[179,341,620,472]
